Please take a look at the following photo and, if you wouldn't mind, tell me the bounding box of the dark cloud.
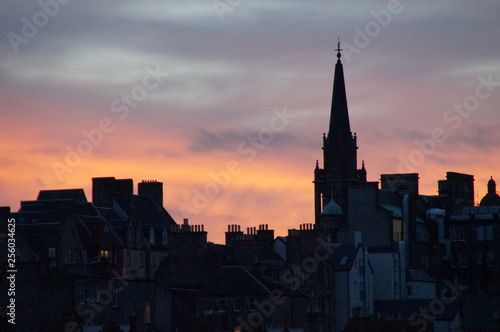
[186,127,317,154]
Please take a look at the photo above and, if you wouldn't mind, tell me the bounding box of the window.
[407,285,413,296]
[459,225,467,242]
[234,298,242,312]
[450,226,458,242]
[139,253,144,268]
[486,225,494,241]
[393,219,402,241]
[416,224,430,242]
[487,251,495,267]
[100,250,109,259]
[459,253,468,268]
[144,301,151,324]
[248,297,255,311]
[341,256,348,265]
[325,296,331,316]
[359,281,365,301]
[151,254,156,267]
[162,229,168,246]
[218,299,226,311]
[128,229,133,243]
[126,252,131,267]
[48,247,56,258]
[93,284,101,303]
[451,253,458,268]
[136,231,142,244]
[325,269,330,289]
[112,287,119,308]
[77,284,86,304]
[81,249,87,263]
[477,225,485,241]
[149,227,155,244]
[477,252,483,265]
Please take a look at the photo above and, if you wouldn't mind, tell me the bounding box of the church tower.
[314,40,366,225]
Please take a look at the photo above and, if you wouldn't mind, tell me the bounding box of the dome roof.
[320,198,343,215]
[480,194,500,207]
[480,176,500,206]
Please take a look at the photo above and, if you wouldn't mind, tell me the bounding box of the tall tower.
[314,40,366,224]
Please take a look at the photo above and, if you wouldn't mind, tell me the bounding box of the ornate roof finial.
[335,37,343,62]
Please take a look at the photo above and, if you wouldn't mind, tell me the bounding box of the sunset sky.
[1,0,500,244]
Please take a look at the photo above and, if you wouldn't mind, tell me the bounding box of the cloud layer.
[1,0,500,243]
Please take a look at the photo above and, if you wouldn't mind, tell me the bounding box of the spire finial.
[335,37,342,62]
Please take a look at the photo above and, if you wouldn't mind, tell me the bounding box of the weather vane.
[335,37,342,60]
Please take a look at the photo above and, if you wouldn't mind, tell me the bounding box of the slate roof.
[329,244,359,271]
[37,189,88,203]
[207,242,233,257]
[18,222,60,259]
[406,269,436,283]
[113,194,177,228]
[197,266,271,297]
[198,265,308,298]
[374,298,462,321]
[368,246,395,254]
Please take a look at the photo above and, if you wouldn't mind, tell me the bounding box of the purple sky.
[1,0,500,243]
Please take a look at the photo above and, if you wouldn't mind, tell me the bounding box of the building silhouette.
[2,43,500,332]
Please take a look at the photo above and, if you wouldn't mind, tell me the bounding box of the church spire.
[328,38,351,142]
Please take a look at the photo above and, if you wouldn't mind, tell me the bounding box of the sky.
[1,0,500,244]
